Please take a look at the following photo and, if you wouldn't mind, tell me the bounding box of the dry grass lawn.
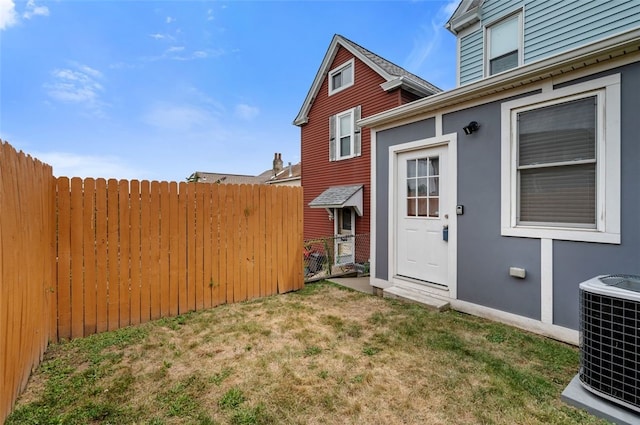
[8,282,608,425]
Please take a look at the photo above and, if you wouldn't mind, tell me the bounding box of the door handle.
[442,225,449,242]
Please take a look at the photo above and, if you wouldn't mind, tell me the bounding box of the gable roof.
[293,34,442,126]
[445,0,484,35]
[188,171,269,185]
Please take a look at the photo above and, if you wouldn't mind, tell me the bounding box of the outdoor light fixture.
[463,121,480,135]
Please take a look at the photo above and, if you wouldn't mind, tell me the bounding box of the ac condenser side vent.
[579,274,640,413]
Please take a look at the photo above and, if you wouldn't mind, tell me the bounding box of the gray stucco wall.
[552,62,640,329]
[443,103,542,320]
[375,119,435,280]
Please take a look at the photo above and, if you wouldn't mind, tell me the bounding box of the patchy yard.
[8,282,607,425]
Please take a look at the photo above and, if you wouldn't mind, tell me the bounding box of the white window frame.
[500,74,621,244]
[329,59,354,96]
[485,11,523,77]
[336,108,355,160]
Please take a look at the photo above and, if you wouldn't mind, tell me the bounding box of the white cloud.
[150,32,176,42]
[402,0,459,88]
[142,103,217,132]
[166,16,175,24]
[33,152,142,180]
[23,0,48,19]
[235,104,260,121]
[146,47,224,62]
[44,63,107,116]
[0,0,18,30]
[404,21,441,72]
[207,9,214,21]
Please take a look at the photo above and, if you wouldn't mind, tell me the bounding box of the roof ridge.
[336,34,442,94]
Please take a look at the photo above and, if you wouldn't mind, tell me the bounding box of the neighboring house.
[188,153,293,185]
[361,0,640,345]
[265,161,301,187]
[294,34,440,266]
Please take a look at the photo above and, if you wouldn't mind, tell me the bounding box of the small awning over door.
[309,184,363,216]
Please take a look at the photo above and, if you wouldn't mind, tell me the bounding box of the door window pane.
[429,198,439,218]
[429,158,439,175]
[406,155,440,218]
[417,178,428,196]
[407,199,416,216]
[418,199,428,217]
[407,179,417,197]
[428,177,439,196]
[407,159,417,178]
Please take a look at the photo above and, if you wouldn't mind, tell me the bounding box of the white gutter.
[359,28,640,129]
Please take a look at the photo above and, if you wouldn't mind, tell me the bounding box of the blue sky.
[1,0,458,181]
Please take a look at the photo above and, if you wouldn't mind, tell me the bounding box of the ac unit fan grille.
[580,289,640,411]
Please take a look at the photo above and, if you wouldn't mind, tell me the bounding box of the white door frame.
[388,133,458,299]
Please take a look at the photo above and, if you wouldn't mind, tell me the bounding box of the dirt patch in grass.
[8,282,607,424]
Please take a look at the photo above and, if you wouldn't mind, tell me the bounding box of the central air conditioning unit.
[579,274,640,413]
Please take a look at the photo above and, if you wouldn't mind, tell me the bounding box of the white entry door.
[396,146,449,286]
[334,208,355,265]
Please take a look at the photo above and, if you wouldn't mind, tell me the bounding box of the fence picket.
[159,182,170,317]
[140,180,151,323]
[177,182,188,313]
[202,184,213,309]
[57,177,72,340]
[195,184,205,310]
[107,179,119,331]
[216,184,228,306]
[95,179,108,333]
[83,178,97,336]
[186,182,196,311]
[149,181,161,320]
[247,185,258,300]
[70,178,84,338]
[118,180,131,328]
[130,180,141,326]
[169,182,179,316]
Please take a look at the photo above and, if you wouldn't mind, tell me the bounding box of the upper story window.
[329,106,361,161]
[500,74,621,244]
[486,13,522,76]
[329,59,354,95]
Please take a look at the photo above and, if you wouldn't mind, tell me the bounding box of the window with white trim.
[329,106,361,161]
[329,59,354,95]
[486,13,522,76]
[500,74,621,244]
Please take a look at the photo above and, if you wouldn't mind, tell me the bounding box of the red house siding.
[301,47,416,246]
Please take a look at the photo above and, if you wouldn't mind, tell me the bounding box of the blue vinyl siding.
[459,31,483,85]
[456,0,640,86]
[525,0,640,63]
[481,0,522,24]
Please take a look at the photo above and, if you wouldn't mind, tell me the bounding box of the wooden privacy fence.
[1,138,304,422]
[54,177,304,342]
[0,141,56,424]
